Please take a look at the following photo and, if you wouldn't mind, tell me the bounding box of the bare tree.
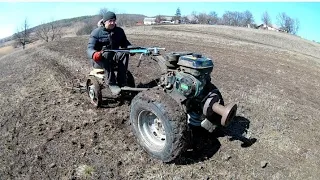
[35,21,62,42]
[50,22,62,41]
[117,13,147,27]
[190,11,199,24]
[208,11,219,25]
[294,18,300,35]
[261,11,272,26]
[116,13,136,27]
[181,16,190,24]
[189,11,220,25]
[35,22,50,42]
[116,14,125,26]
[277,12,299,34]
[14,18,31,49]
[222,11,242,26]
[99,8,108,18]
[191,12,210,24]
[198,13,210,24]
[241,10,254,27]
[221,10,255,27]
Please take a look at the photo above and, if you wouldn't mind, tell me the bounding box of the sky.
[0,1,320,42]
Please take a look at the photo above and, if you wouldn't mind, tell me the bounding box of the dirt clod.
[260,161,268,168]
[222,154,232,161]
[49,163,56,168]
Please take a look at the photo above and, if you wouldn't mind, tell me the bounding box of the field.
[0,24,319,179]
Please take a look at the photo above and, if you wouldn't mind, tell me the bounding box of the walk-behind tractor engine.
[85,47,238,163]
[159,52,237,131]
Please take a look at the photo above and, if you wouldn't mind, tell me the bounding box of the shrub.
[76,24,96,36]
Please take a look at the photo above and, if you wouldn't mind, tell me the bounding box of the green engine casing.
[174,72,205,98]
[164,53,214,99]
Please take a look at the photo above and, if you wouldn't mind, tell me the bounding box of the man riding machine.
[86,12,134,100]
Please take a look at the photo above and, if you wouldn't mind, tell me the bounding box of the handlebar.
[102,46,165,67]
[102,46,165,55]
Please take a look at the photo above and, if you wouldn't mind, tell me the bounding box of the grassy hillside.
[0,13,146,47]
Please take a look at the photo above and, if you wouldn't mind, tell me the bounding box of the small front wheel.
[86,76,102,108]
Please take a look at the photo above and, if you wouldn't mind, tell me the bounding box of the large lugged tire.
[86,76,102,108]
[130,88,189,162]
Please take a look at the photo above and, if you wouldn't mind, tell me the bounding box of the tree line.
[174,8,299,35]
[11,7,301,49]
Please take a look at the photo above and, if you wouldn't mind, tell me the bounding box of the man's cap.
[103,11,117,22]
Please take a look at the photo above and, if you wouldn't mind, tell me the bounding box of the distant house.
[256,24,287,33]
[144,16,178,25]
[160,16,174,24]
[160,20,174,24]
[136,21,143,26]
[162,16,173,21]
[144,17,156,25]
[257,24,268,30]
[185,15,197,24]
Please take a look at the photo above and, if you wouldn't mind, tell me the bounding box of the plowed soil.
[1,25,320,179]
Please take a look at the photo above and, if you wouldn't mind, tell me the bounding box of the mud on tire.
[130,87,189,162]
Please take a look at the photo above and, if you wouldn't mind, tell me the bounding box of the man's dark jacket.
[87,26,131,59]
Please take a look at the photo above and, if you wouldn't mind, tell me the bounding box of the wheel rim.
[137,110,166,150]
[87,81,98,105]
[88,85,95,100]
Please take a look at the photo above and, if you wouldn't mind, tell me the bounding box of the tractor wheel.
[130,88,189,162]
[86,76,102,108]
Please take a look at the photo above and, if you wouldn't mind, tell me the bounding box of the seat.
[89,68,105,79]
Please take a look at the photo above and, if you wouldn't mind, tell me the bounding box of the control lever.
[137,54,144,67]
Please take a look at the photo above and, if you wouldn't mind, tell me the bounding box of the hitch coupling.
[203,93,237,127]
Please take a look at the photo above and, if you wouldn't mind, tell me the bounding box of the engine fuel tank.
[177,54,214,69]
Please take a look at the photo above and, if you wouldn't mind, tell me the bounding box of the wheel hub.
[88,85,95,100]
[153,118,165,138]
[138,111,166,149]
[150,117,166,140]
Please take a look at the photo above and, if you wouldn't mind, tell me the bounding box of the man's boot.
[104,63,121,95]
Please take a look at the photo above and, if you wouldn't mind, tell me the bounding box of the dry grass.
[76,164,95,179]
[0,45,14,58]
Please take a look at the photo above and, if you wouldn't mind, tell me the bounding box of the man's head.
[103,11,116,30]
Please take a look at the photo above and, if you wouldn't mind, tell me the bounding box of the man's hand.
[102,51,115,60]
[93,51,102,62]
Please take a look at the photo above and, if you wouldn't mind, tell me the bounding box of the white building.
[257,24,287,32]
[144,17,156,25]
